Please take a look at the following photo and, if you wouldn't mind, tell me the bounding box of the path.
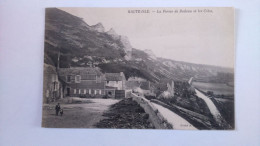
[189,77,222,123]
[189,77,230,128]
[42,99,120,128]
[188,77,193,84]
[194,89,223,123]
[151,103,197,130]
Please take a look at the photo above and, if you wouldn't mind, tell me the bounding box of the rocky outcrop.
[144,49,157,60]
[106,28,120,40]
[119,35,132,60]
[90,22,105,32]
[106,28,133,60]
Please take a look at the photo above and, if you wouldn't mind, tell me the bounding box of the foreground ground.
[42,98,119,128]
[96,98,155,129]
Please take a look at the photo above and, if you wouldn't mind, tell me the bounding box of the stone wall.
[131,93,172,129]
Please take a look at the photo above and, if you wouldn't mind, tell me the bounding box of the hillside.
[44,8,234,83]
[45,8,127,68]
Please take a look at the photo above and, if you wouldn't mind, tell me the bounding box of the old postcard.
[42,7,235,130]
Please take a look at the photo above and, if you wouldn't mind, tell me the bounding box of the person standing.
[60,109,63,116]
[55,103,61,116]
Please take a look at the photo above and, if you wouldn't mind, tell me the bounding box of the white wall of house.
[43,64,63,103]
[167,81,175,96]
[127,77,146,82]
[106,81,123,90]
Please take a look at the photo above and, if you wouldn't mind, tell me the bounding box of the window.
[99,90,101,95]
[75,75,81,83]
[89,89,91,94]
[94,90,97,95]
[46,90,49,97]
[80,89,85,94]
[66,88,70,96]
[96,76,101,83]
[84,89,86,94]
[53,82,56,91]
[52,75,57,81]
[53,82,59,91]
[74,89,76,94]
[79,89,81,94]
[67,75,71,82]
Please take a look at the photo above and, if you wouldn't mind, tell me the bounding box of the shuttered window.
[46,90,49,97]
[67,75,71,82]
[75,75,81,83]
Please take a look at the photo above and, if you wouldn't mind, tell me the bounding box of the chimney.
[87,61,93,68]
[120,72,124,77]
[57,50,60,69]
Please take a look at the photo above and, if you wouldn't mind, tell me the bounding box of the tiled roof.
[157,79,174,91]
[81,74,96,80]
[58,67,102,76]
[159,79,174,85]
[105,73,122,81]
[125,81,150,90]
[140,81,150,90]
[58,67,104,83]
[105,86,117,89]
[69,81,105,89]
[125,81,140,89]
[158,83,168,91]
[44,64,57,74]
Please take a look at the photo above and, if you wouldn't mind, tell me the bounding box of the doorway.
[67,88,70,96]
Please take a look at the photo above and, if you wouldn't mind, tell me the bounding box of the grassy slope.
[98,63,158,82]
[45,8,125,68]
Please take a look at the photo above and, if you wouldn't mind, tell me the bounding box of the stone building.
[157,79,175,98]
[104,72,126,98]
[43,64,62,103]
[57,67,126,98]
[58,67,105,98]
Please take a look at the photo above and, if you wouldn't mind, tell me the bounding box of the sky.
[60,7,234,68]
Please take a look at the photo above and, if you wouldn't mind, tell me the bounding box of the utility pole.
[57,48,60,69]
[57,23,64,70]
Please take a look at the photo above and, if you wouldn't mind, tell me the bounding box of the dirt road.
[42,99,120,128]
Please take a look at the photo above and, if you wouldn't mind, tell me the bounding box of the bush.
[144,95,156,100]
[102,95,108,99]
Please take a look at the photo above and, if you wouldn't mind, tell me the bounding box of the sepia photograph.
[42,7,235,130]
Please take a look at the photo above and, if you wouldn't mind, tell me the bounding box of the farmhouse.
[157,79,175,98]
[57,67,126,98]
[58,67,105,98]
[125,78,155,96]
[104,72,126,98]
[139,81,155,96]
